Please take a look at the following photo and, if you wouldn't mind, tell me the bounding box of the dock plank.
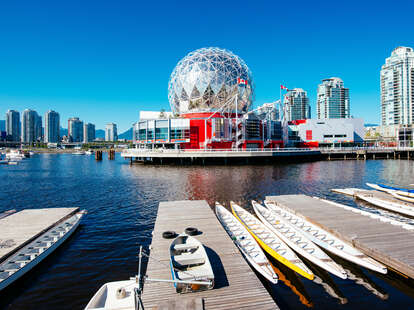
[142,200,278,310]
[266,194,414,278]
[0,207,79,261]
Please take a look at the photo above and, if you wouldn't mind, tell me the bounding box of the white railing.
[122,146,414,156]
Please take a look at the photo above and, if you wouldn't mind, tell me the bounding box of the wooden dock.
[142,200,279,310]
[0,208,79,262]
[265,195,414,279]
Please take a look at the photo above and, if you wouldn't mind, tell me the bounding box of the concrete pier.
[142,200,278,310]
[266,195,414,279]
[0,208,79,262]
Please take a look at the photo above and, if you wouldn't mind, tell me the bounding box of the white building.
[285,88,311,121]
[68,117,83,142]
[288,118,364,147]
[44,110,60,143]
[6,110,20,142]
[105,123,118,141]
[380,46,414,126]
[317,78,350,119]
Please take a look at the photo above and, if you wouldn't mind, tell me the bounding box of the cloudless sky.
[0,0,413,132]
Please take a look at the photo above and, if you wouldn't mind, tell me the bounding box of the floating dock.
[266,195,414,279]
[0,208,79,262]
[142,200,279,310]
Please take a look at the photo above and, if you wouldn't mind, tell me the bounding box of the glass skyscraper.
[6,110,21,142]
[285,88,311,121]
[317,77,350,119]
[44,110,60,143]
[22,109,41,143]
[380,46,414,126]
[83,123,95,143]
[68,117,84,142]
[105,123,118,141]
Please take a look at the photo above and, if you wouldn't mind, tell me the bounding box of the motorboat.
[169,234,214,293]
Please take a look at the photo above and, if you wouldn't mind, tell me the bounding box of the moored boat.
[72,151,85,155]
[390,191,414,203]
[215,202,278,284]
[356,193,414,217]
[170,234,214,293]
[0,210,86,291]
[264,200,387,274]
[253,201,347,279]
[230,201,314,280]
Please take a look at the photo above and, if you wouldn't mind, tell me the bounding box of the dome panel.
[168,47,254,114]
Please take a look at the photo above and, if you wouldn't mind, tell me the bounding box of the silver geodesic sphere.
[168,47,254,115]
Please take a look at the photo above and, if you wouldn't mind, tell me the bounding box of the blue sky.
[0,0,413,132]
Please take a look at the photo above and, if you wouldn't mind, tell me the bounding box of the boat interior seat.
[173,243,199,252]
[173,253,205,268]
[176,269,212,281]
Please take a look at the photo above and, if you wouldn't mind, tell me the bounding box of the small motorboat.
[170,234,214,293]
[231,201,314,280]
[85,150,94,155]
[253,201,347,279]
[215,202,278,284]
[72,151,85,155]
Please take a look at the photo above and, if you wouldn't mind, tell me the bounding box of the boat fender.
[185,227,199,236]
[162,231,177,239]
[116,287,126,299]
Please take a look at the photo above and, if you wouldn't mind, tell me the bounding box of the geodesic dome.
[168,47,254,115]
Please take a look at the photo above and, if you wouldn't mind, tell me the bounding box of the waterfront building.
[44,110,60,143]
[83,123,95,143]
[285,88,311,121]
[68,117,83,142]
[6,110,20,142]
[21,109,41,143]
[105,123,118,141]
[44,110,59,143]
[288,118,364,147]
[380,46,414,126]
[317,78,350,119]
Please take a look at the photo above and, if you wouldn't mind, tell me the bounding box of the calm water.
[1,154,414,309]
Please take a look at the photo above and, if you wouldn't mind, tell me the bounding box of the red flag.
[238,78,248,85]
[280,84,288,90]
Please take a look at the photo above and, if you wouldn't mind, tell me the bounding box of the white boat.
[390,191,414,203]
[170,234,214,293]
[85,279,140,310]
[72,151,85,155]
[356,192,414,217]
[230,202,314,280]
[29,151,35,156]
[264,200,387,274]
[366,183,414,199]
[0,210,86,291]
[215,202,278,284]
[253,201,347,279]
[5,150,24,161]
[85,150,94,155]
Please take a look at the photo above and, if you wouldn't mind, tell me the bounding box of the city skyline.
[0,1,413,131]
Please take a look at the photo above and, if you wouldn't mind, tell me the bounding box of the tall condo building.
[68,117,84,142]
[105,123,118,141]
[44,110,60,143]
[22,109,42,143]
[317,77,350,119]
[285,88,311,121]
[380,46,414,125]
[83,123,95,143]
[6,110,21,141]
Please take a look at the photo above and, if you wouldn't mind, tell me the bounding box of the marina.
[266,194,414,279]
[142,200,279,309]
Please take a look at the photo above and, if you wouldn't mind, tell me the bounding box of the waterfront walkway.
[122,147,414,164]
[142,200,278,310]
[0,208,79,261]
[266,195,414,279]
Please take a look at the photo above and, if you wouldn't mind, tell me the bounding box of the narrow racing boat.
[253,201,347,279]
[230,201,314,280]
[215,202,278,284]
[264,200,387,274]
